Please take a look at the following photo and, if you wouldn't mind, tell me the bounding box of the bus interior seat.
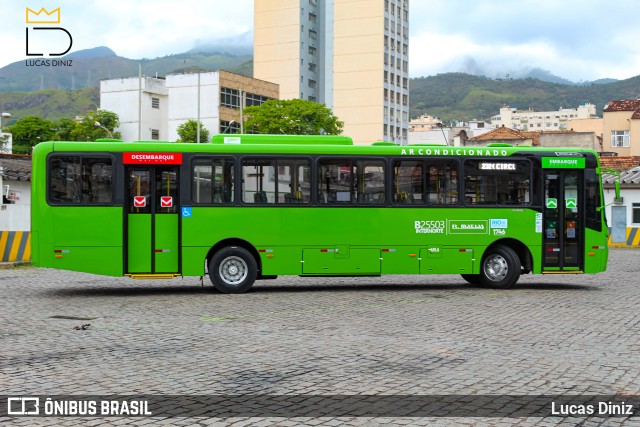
[254,191,268,203]
[221,186,232,203]
[284,193,303,203]
[397,192,413,204]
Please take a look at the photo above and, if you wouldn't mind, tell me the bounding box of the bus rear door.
[125,166,180,276]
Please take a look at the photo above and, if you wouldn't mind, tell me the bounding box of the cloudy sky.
[2,0,640,82]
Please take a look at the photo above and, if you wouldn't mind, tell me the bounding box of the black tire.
[461,274,481,285]
[478,245,521,289]
[209,246,257,293]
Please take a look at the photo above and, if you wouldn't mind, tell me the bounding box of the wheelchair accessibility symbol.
[182,207,192,218]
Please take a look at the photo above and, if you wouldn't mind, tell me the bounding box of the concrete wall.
[538,132,599,150]
[165,73,221,142]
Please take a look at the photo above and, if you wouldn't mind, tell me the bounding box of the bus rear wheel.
[209,246,257,293]
[479,245,521,289]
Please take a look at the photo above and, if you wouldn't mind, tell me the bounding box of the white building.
[408,115,489,146]
[491,103,597,131]
[600,156,640,247]
[0,154,31,262]
[603,166,640,247]
[100,71,279,142]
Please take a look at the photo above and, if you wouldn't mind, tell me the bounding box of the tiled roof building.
[602,99,640,156]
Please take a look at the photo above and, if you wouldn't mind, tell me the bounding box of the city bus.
[31,134,609,293]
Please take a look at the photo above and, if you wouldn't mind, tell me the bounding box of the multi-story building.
[254,0,410,145]
[491,103,597,131]
[602,99,640,156]
[100,71,278,142]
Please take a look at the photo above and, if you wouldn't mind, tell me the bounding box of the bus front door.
[543,170,583,271]
[126,166,180,275]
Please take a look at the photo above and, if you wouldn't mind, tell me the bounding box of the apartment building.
[602,99,640,156]
[254,0,410,145]
[491,103,597,131]
[100,71,278,142]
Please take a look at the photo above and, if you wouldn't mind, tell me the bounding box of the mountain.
[409,72,640,123]
[65,46,117,59]
[1,46,639,127]
[446,58,618,86]
[0,47,253,93]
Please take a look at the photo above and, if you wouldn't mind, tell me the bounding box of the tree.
[176,120,210,143]
[53,117,78,141]
[0,134,10,152]
[7,110,122,153]
[8,116,56,154]
[243,99,344,135]
[70,110,121,141]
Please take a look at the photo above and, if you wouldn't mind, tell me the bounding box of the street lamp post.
[94,121,113,138]
[0,112,11,131]
[436,122,449,146]
[223,120,236,134]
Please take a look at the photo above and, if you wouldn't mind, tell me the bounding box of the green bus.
[31,134,609,293]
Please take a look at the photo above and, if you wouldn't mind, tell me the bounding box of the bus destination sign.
[123,152,183,165]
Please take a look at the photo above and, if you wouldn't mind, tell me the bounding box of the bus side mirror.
[615,181,621,201]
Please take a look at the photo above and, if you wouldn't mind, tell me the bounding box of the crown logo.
[26,7,61,24]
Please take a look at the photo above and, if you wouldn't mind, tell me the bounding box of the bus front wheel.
[479,245,521,289]
[209,246,257,293]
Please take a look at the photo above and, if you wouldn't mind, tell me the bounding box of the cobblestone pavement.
[1,249,640,426]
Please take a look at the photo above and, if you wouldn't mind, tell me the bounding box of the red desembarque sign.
[123,152,183,165]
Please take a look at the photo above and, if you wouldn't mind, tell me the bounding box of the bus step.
[541,270,584,274]
[126,274,181,280]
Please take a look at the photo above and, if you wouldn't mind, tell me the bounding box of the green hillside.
[410,72,640,123]
[0,88,99,124]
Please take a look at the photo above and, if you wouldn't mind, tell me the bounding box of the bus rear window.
[48,156,113,205]
[464,159,530,206]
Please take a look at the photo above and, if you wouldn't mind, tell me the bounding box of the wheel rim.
[218,256,248,285]
[483,254,508,282]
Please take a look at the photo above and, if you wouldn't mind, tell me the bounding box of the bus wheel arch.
[206,239,261,293]
[477,239,530,288]
[485,238,532,274]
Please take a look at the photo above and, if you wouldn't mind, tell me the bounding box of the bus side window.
[356,160,385,205]
[192,158,235,205]
[242,159,275,204]
[585,168,602,231]
[393,160,424,205]
[318,159,352,204]
[464,159,530,206]
[427,160,458,205]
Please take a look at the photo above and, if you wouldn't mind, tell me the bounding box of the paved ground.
[1,249,640,426]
